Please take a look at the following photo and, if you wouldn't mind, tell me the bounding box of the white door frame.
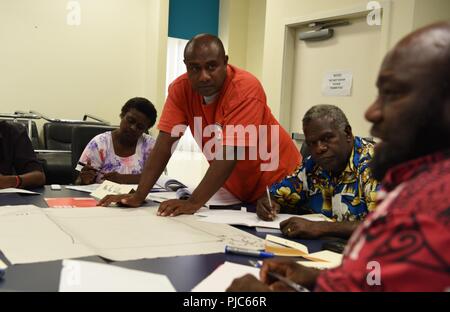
[278,1,392,133]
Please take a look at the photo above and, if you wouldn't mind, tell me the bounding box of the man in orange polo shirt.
[99,34,300,216]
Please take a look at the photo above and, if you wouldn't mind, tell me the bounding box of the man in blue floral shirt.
[257,105,379,239]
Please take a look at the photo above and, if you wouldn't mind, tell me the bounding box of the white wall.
[0,0,168,134]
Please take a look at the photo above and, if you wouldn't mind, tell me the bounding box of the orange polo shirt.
[158,65,301,203]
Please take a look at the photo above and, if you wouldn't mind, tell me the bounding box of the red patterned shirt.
[316,150,450,292]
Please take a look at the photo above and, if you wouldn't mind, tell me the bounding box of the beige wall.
[219,0,266,80]
[261,0,449,134]
[219,0,249,69]
[0,0,168,133]
[414,0,450,29]
[246,0,267,80]
[262,0,413,126]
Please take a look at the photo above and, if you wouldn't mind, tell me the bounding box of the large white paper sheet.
[0,205,264,264]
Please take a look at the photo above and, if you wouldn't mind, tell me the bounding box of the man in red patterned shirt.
[227,22,450,292]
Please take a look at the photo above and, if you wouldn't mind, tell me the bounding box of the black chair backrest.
[71,125,117,171]
[43,122,80,150]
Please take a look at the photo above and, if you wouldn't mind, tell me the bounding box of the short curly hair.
[121,97,157,128]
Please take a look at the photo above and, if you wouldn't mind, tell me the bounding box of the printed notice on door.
[322,71,353,96]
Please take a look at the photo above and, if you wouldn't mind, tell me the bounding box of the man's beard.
[370,107,446,181]
[370,135,418,181]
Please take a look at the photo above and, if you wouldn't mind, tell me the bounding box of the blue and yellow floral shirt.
[270,137,379,222]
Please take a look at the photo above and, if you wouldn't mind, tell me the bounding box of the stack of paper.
[90,180,136,199]
[297,250,343,269]
[264,235,343,269]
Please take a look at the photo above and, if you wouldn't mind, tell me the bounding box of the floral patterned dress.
[78,131,155,183]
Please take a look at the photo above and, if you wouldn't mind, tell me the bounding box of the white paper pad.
[59,260,175,292]
[302,250,343,266]
[296,261,340,270]
[266,234,309,254]
[192,262,260,292]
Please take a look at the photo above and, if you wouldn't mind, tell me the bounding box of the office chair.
[43,122,79,150]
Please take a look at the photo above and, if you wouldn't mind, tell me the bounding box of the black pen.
[248,260,310,292]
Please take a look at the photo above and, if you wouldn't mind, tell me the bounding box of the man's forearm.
[20,171,46,189]
[189,159,237,207]
[318,221,361,239]
[189,148,238,207]
[117,174,141,185]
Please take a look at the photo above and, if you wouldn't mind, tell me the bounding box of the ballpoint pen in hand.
[78,162,104,174]
[266,186,276,218]
[248,260,310,292]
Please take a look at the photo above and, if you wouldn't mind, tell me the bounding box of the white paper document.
[0,205,264,264]
[195,210,330,229]
[59,260,176,292]
[266,234,309,254]
[0,188,40,195]
[296,261,340,270]
[90,181,136,199]
[322,70,353,96]
[192,262,260,292]
[65,184,101,194]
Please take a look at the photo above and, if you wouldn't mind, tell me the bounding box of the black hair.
[121,97,157,128]
[184,34,226,60]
